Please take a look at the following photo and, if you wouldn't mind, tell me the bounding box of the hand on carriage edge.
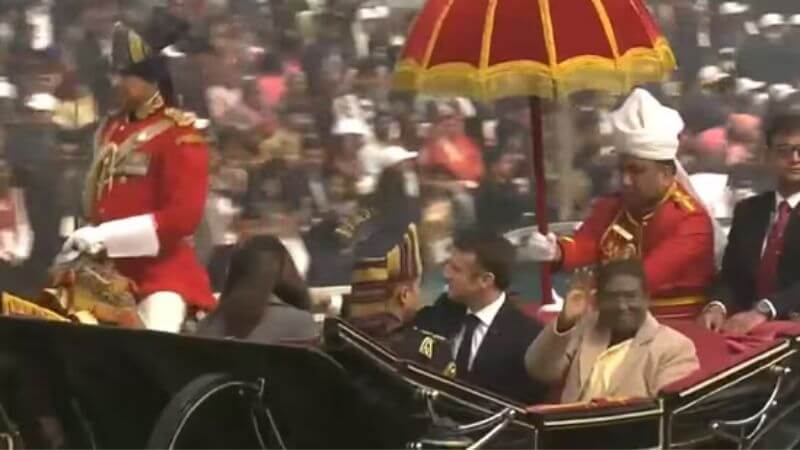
[699,93,800,333]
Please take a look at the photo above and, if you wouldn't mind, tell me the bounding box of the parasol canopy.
[393,0,676,101]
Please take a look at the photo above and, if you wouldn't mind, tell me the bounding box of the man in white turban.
[521,89,718,320]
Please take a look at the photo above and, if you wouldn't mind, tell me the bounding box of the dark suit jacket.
[709,192,800,318]
[413,294,545,405]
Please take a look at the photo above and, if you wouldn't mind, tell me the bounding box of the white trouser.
[137,292,187,333]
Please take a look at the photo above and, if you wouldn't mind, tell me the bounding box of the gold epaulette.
[671,187,697,213]
[163,107,197,127]
[559,236,575,246]
[175,133,207,146]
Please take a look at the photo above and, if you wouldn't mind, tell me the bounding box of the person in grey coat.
[195,236,319,345]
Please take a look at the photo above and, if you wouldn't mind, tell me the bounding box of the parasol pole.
[528,96,552,305]
[393,0,675,307]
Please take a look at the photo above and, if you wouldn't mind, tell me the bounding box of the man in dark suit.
[414,230,546,404]
[701,94,800,333]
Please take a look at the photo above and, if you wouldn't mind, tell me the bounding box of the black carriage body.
[325,318,663,449]
[0,316,365,449]
[323,318,800,450]
[663,338,800,449]
[0,316,798,449]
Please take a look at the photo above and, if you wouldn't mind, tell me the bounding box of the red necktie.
[757,201,792,298]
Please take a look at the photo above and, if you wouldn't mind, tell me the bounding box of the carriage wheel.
[146,373,286,450]
[0,401,22,450]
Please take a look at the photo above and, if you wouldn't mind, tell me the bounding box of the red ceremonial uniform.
[86,102,215,311]
[558,182,714,319]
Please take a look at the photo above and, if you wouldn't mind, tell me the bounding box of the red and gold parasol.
[394,0,676,101]
[393,0,676,303]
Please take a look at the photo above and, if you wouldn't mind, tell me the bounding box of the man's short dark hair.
[596,259,648,294]
[453,230,516,290]
[766,92,800,147]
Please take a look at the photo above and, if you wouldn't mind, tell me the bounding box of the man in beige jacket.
[525,259,699,403]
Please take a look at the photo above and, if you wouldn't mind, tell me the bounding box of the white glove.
[62,226,106,256]
[518,231,561,262]
[0,250,20,266]
[61,215,160,259]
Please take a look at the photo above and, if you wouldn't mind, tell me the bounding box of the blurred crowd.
[0,0,799,296]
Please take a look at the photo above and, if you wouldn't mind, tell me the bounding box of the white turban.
[611,88,684,161]
[612,88,728,269]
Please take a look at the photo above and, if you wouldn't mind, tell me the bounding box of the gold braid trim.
[175,134,206,146]
[164,107,197,127]
[134,91,165,121]
[671,186,697,213]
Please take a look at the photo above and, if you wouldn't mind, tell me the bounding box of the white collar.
[775,191,800,210]
[469,292,506,327]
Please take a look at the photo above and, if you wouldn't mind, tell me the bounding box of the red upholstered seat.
[522,301,800,395]
[662,320,800,393]
[661,319,730,374]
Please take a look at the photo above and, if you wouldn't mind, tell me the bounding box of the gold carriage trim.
[444,362,457,378]
[418,336,435,360]
[1,293,70,322]
[71,310,100,325]
[651,295,706,308]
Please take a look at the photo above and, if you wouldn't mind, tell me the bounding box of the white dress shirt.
[452,293,506,371]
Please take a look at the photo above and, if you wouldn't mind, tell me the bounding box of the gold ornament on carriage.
[51,255,138,313]
[1,254,138,325]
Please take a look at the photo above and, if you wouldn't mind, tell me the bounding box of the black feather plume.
[141,7,190,51]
